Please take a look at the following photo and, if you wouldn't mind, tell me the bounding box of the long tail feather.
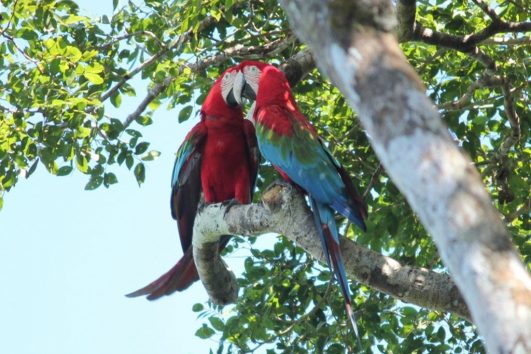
[310,199,362,349]
[126,248,199,300]
[126,235,232,300]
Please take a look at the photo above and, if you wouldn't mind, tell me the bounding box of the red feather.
[128,68,258,299]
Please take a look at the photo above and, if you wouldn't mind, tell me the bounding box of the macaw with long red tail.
[127,67,259,300]
[236,61,368,340]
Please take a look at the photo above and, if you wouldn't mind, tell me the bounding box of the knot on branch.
[193,180,299,305]
[261,180,296,214]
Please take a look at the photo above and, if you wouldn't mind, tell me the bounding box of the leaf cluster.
[0,0,528,352]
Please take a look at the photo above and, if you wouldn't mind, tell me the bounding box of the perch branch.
[193,181,471,320]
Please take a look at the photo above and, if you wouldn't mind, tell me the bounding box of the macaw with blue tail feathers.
[237,61,368,340]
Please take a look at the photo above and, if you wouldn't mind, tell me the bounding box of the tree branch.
[439,74,504,111]
[480,36,531,46]
[122,41,313,129]
[100,6,232,104]
[396,0,417,42]
[412,18,531,52]
[100,33,186,103]
[193,181,471,320]
[280,47,315,86]
[95,30,167,51]
[276,0,531,352]
[394,0,531,51]
[472,0,501,23]
[438,67,521,206]
[0,32,44,73]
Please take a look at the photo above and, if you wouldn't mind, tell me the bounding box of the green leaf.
[192,303,204,312]
[63,15,86,25]
[126,155,134,169]
[195,324,215,339]
[110,93,122,108]
[209,317,224,331]
[76,154,89,173]
[85,62,105,74]
[134,142,150,155]
[113,0,119,10]
[85,175,103,190]
[20,29,37,40]
[84,72,104,85]
[178,106,193,123]
[134,162,145,185]
[103,172,118,187]
[136,116,153,126]
[27,159,39,177]
[140,150,160,161]
[65,46,82,62]
[57,166,73,176]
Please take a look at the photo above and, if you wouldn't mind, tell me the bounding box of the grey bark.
[276,0,531,353]
[193,181,470,320]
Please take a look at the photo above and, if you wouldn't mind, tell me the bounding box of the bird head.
[236,61,271,100]
[218,66,245,107]
[236,61,294,110]
[200,66,246,120]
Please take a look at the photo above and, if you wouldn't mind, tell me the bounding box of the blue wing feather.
[256,105,366,229]
[170,122,207,253]
[171,125,203,187]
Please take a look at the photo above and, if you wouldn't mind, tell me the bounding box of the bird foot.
[221,198,241,217]
[264,179,293,193]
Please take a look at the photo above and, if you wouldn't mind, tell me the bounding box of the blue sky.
[0,1,243,353]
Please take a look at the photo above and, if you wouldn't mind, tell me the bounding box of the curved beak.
[242,81,257,100]
[245,101,256,123]
[225,71,244,107]
[240,67,260,100]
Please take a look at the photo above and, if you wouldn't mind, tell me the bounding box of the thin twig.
[480,36,531,46]
[363,164,383,199]
[472,0,502,23]
[96,30,167,50]
[121,36,300,128]
[0,0,18,35]
[439,74,504,111]
[278,282,334,335]
[0,33,44,73]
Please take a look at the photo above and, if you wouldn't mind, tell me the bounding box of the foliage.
[1,0,529,352]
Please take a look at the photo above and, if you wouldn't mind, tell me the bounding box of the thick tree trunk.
[276,0,531,352]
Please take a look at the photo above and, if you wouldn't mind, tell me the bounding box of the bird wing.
[255,105,366,227]
[243,119,260,198]
[170,121,207,253]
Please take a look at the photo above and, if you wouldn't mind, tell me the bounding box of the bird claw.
[222,198,241,217]
[265,179,293,193]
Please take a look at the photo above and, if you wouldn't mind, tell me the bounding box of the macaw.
[237,61,368,337]
[127,67,259,300]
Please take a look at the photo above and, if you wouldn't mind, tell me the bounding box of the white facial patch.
[220,71,236,103]
[243,65,261,96]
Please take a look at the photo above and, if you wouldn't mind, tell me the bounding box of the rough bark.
[193,181,471,320]
[276,0,531,353]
